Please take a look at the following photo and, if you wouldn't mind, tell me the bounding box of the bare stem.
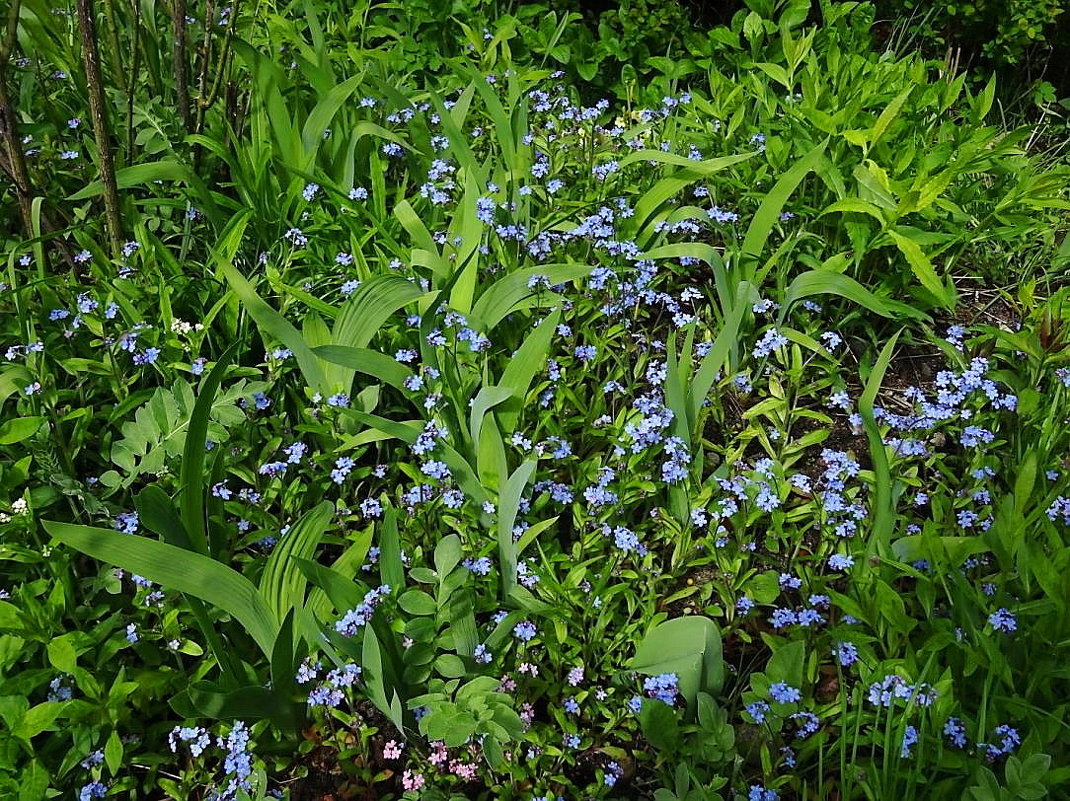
[76,0,124,255]
[196,0,240,135]
[0,0,34,237]
[172,0,191,130]
[194,0,217,125]
[126,0,142,161]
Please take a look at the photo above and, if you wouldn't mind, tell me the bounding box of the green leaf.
[362,626,402,729]
[181,345,238,555]
[43,521,278,659]
[259,501,333,621]
[17,760,48,801]
[860,331,902,560]
[688,282,751,425]
[470,263,592,330]
[640,698,682,751]
[328,275,427,384]
[887,229,957,308]
[869,87,912,152]
[312,345,413,390]
[435,654,468,679]
[495,308,560,434]
[46,637,77,674]
[221,255,327,392]
[134,485,189,548]
[619,150,754,174]
[434,535,463,578]
[380,507,405,590]
[630,616,723,712]
[301,73,364,150]
[104,730,123,776]
[295,557,364,616]
[68,160,206,201]
[398,590,438,616]
[765,639,805,688]
[183,681,300,728]
[395,200,448,278]
[498,461,536,600]
[469,385,514,455]
[784,270,926,320]
[0,417,44,445]
[13,703,62,740]
[741,140,826,262]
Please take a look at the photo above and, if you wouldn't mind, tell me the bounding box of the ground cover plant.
[2,0,1070,799]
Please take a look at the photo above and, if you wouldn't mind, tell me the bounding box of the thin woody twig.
[75,0,124,256]
[172,0,191,131]
[0,0,34,237]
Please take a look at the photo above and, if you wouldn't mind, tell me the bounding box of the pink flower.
[449,759,478,780]
[428,741,448,766]
[384,740,404,759]
[401,769,425,791]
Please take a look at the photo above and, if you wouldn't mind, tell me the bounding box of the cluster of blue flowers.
[335,585,391,636]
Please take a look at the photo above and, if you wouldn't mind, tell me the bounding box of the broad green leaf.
[640,698,682,751]
[380,507,405,590]
[630,616,723,712]
[313,345,413,390]
[498,460,536,600]
[784,270,926,320]
[68,160,203,201]
[46,637,77,673]
[495,308,560,434]
[220,256,327,392]
[434,534,463,577]
[332,276,427,350]
[869,87,911,152]
[13,703,62,740]
[395,200,448,278]
[0,417,44,445]
[134,485,190,548]
[860,331,902,560]
[259,501,333,621]
[301,73,364,150]
[104,730,123,776]
[469,386,514,455]
[43,521,278,659]
[398,590,438,616]
[470,263,592,330]
[688,281,752,425]
[295,557,365,617]
[619,150,754,174]
[180,345,237,555]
